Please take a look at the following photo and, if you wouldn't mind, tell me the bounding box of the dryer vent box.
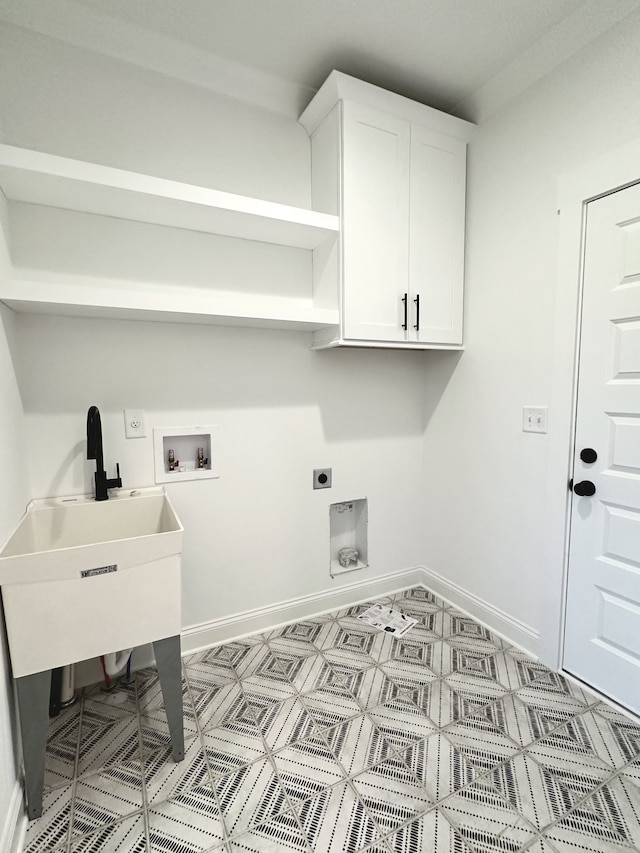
[154,426,219,484]
[329,498,368,577]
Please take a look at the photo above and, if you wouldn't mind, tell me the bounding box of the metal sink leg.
[16,669,51,820]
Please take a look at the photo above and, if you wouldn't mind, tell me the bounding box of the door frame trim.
[538,137,640,671]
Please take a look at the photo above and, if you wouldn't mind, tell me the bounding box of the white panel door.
[564,182,640,714]
[409,125,466,345]
[341,102,410,342]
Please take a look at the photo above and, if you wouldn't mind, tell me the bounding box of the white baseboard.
[181,565,540,658]
[181,567,426,654]
[420,566,540,657]
[1,782,25,853]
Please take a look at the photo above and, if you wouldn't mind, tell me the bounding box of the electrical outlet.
[522,406,548,434]
[313,468,332,489]
[124,409,146,439]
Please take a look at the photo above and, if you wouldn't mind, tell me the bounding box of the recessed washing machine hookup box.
[329,498,368,577]
[154,426,219,484]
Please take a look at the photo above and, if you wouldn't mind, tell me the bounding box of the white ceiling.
[1,0,638,119]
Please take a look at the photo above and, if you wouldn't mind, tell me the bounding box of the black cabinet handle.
[414,294,420,331]
[401,293,408,331]
[573,480,596,497]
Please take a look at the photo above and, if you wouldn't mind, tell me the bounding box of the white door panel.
[564,182,640,714]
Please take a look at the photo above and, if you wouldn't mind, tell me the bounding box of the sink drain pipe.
[100,649,134,688]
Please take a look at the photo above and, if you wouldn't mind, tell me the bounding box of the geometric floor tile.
[475,752,571,832]
[143,736,212,805]
[444,669,511,708]
[444,610,505,655]
[301,684,362,731]
[347,665,404,711]
[44,704,82,791]
[515,678,594,729]
[23,785,73,853]
[380,658,439,692]
[476,693,556,749]
[381,808,471,853]
[71,763,145,837]
[147,786,225,852]
[546,711,632,771]
[368,696,437,747]
[295,780,382,852]
[186,681,246,735]
[543,775,640,853]
[439,782,538,851]
[227,810,308,852]
[455,649,539,693]
[23,584,640,853]
[559,774,640,849]
[184,645,252,686]
[591,703,640,765]
[69,814,147,853]
[525,724,620,786]
[201,719,267,778]
[272,735,345,793]
[278,652,333,694]
[322,714,395,776]
[408,679,481,729]
[215,757,290,837]
[397,733,481,803]
[255,696,317,751]
[443,714,523,774]
[392,587,444,613]
[350,755,433,835]
[75,703,142,779]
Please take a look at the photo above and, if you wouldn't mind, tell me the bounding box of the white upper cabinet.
[300,72,473,349]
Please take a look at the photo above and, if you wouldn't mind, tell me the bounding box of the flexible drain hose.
[103,649,134,677]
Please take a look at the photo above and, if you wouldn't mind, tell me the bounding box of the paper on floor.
[357,604,417,638]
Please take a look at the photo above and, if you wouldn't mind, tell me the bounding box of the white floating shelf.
[0,276,339,331]
[0,144,339,250]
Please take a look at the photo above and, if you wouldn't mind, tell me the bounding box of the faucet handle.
[107,463,123,491]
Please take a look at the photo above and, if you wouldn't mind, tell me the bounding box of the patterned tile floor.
[23,586,640,852]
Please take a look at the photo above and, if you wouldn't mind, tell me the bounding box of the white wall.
[0,23,310,207]
[421,9,640,660]
[14,315,428,629]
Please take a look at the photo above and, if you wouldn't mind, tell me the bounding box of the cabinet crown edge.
[298,70,474,140]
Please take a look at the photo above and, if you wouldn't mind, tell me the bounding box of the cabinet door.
[409,125,466,345]
[341,102,410,342]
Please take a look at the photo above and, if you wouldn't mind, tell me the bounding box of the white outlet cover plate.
[124,409,147,439]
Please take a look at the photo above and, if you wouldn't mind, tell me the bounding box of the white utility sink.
[0,487,183,677]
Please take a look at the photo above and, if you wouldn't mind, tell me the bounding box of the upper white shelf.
[0,144,339,250]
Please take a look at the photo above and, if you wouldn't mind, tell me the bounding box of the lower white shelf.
[0,277,339,332]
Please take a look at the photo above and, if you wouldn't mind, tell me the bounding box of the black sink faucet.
[86,405,122,501]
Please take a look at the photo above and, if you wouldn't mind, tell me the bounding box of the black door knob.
[580,448,598,464]
[573,480,596,497]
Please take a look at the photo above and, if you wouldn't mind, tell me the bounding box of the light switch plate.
[522,406,548,434]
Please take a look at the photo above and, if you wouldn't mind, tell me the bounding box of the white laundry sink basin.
[0,487,183,677]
